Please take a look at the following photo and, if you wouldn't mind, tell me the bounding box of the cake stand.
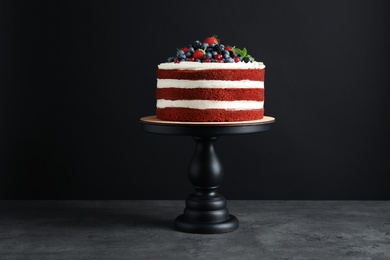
[140,115,275,234]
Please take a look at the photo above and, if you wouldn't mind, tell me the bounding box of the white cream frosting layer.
[158,61,265,70]
[157,100,264,110]
[157,79,264,89]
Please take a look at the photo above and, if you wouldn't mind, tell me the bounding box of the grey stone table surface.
[0,200,389,260]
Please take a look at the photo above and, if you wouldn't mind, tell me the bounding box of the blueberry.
[167,57,175,62]
[186,52,192,58]
[205,52,212,59]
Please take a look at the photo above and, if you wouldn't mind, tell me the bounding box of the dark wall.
[1,0,389,199]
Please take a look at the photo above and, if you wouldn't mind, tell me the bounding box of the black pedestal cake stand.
[140,115,275,234]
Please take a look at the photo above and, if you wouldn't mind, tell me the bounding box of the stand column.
[174,136,239,234]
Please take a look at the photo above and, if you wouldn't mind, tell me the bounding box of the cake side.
[156,63,265,122]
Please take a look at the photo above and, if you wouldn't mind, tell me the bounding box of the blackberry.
[193,40,203,49]
[229,51,237,58]
[213,44,224,53]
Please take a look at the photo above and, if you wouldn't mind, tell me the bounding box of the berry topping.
[166,36,256,63]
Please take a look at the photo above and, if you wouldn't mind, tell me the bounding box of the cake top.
[164,35,261,64]
[158,61,265,70]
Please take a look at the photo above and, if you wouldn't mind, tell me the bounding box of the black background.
[1,0,389,200]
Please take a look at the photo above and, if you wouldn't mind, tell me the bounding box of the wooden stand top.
[140,115,275,136]
[140,115,275,126]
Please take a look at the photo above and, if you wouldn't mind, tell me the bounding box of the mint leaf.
[241,48,247,57]
[232,46,243,56]
[232,46,255,61]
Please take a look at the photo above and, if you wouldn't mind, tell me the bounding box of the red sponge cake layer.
[157,69,264,81]
[157,108,264,122]
[156,88,264,101]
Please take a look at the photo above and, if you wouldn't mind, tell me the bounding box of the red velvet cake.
[156,36,265,122]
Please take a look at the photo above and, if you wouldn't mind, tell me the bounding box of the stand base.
[174,214,239,234]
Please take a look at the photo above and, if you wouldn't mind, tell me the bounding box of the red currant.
[214,54,223,60]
